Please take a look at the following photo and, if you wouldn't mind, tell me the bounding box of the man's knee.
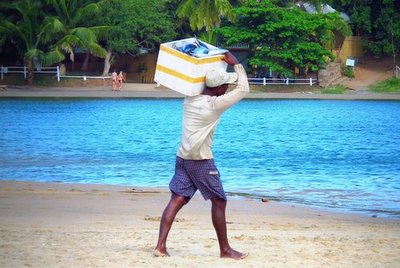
[211,197,227,209]
[171,193,189,208]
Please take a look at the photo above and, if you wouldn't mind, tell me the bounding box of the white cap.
[205,69,238,88]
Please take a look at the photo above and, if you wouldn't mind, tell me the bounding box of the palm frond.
[86,42,107,58]
[88,26,112,40]
[176,0,194,19]
[42,49,65,66]
[3,21,26,45]
[177,0,235,31]
[25,48,43,59]
[70,27,97,43]
[78,3,101,20]
[57,34,80,53]
[197,30,218,45]
[40,17,64,43]
[0,35,5,48]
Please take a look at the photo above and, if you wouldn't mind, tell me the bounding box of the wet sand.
[0,180,399,267]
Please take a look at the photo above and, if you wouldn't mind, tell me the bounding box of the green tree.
[331,0,371,36]
[99,0,176,75]
[0,0,64,85]
[371,0,399,71]
[46,0,109,68]
[219,0,338,77]
[176,0,236,31]
[298,0,351,47]
[332,0,400,60]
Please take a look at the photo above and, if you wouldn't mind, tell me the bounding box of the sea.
[1,98,399,219]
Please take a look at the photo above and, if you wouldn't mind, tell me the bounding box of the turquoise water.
[1,98,399,218]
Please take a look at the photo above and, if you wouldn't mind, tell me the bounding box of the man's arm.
[224,52,239,66]
[211,53,250,111]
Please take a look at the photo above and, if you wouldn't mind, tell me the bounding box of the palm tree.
[197,30,219,45]
[176,0,236,31]
[0,0,64,85]
[309,0,323,13]
[46,0,109,70]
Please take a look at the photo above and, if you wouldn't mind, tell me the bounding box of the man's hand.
[224,52,239,66]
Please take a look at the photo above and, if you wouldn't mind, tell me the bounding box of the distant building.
[296,1,350,22]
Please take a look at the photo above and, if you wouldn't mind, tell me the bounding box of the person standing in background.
[111,70,118,91]
[117,71,125,91]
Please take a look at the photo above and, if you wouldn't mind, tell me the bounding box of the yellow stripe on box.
[156,64,205,83]
[160,45,224,64]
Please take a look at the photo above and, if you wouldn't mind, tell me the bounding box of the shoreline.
[1,180,400,267]
[2,179,398,220]
[1,180,396,222]
[1,83,400,100]
[226,192,399,220]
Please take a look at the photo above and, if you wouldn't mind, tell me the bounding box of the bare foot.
[220,248,249,260]
[153,249,170,257]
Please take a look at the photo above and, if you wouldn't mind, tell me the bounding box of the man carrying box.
[154,52,249,260]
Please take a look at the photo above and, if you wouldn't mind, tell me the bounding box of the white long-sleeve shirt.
[177,64,249,160]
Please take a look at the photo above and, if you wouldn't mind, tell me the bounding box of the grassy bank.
[370,78,400,93]
[321,85,348,94]
[250,84,353,95]
[250,84,321,93]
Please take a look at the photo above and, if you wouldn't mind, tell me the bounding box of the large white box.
[154,38,227,96]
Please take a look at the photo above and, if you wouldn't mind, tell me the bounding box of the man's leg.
[154,193,187,256]
[211,197,248,260]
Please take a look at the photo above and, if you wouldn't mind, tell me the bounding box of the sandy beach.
[0,180,399,268]
[1,84,400,267]
[1,83,400,100]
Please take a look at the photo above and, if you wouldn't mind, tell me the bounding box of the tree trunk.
[69,52,75,72]
[102,49,112,76]
[314,0,322,13]
[25,58,34,85]
[81,52,90,71]
[390,17,396,77]
[392,32,396,77]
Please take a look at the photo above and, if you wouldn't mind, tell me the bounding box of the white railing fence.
[396,65,400,78]
[59,75,112,80]
[2,65,318,85]
[1,65,60,81]
[1,65,112,81]
[249,77,317,86]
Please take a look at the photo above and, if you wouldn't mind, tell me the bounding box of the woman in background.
[111,70,118,91]
[117,71,125,91]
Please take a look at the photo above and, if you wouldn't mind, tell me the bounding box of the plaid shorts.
[169,156,227,200]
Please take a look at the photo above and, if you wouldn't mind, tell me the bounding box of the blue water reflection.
[1,98,399,218]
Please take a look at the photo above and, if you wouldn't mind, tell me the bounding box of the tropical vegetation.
[0,0,64,84]
[98,0,176,76]
[218,0,349,77]
[331,0,400,60]
[176,0,236,31]
[0,0,398,84]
